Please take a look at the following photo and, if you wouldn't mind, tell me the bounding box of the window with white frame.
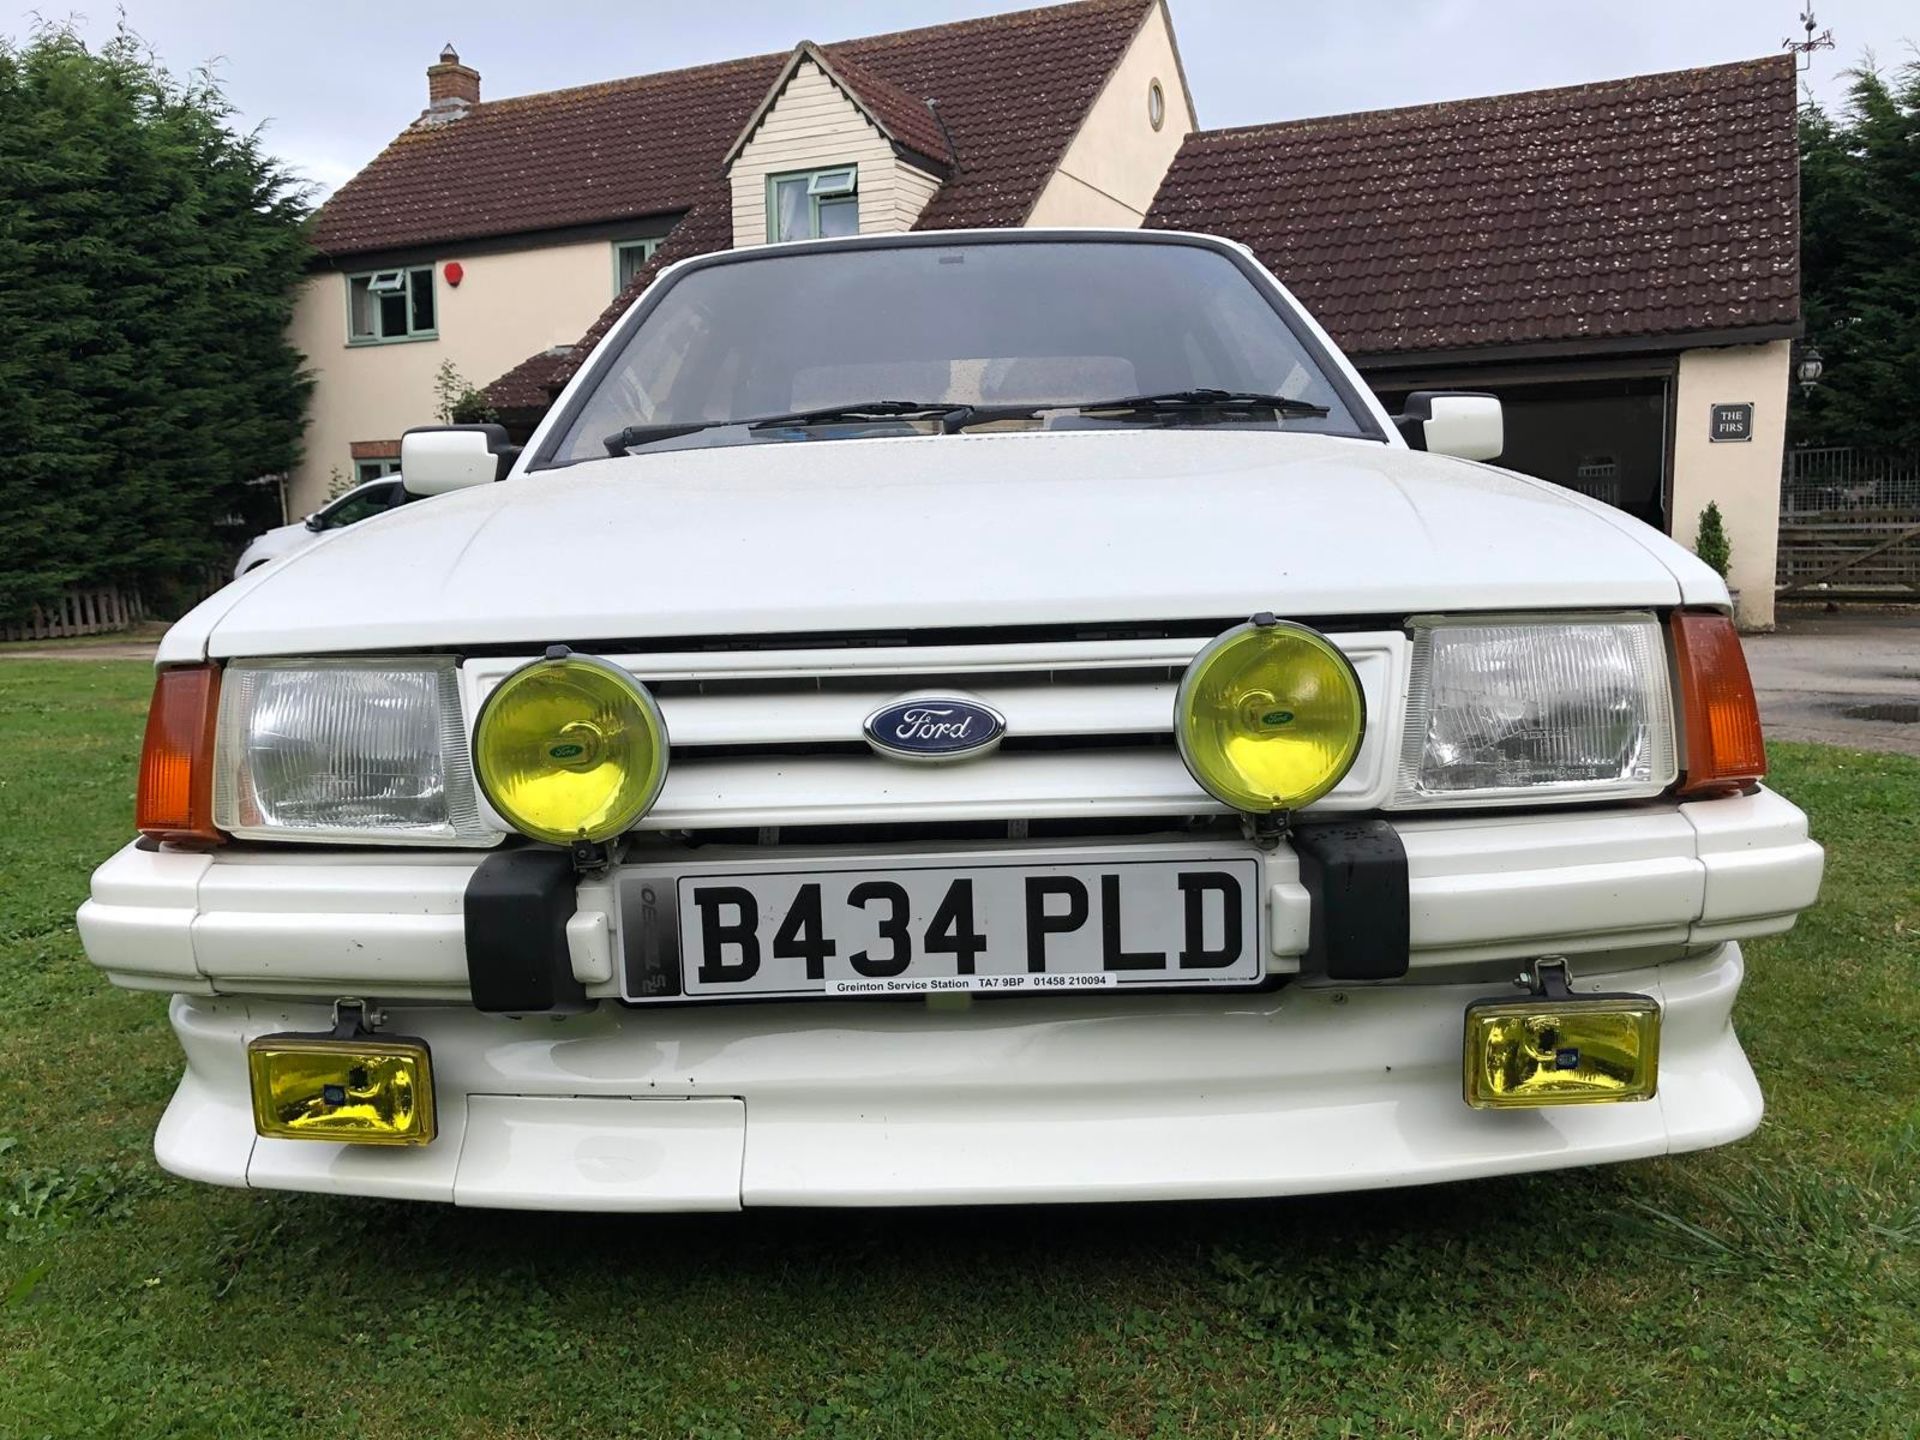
[347,266,436,343]
[613,238,662,292]
[767,166,858,243]
[353,456,401,486]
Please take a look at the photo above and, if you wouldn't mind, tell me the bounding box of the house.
[289,0,1195,512]
[295,5,1799,625]
[1145,56,1801,628]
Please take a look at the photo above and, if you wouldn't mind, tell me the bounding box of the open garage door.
[1371,375,1673,530]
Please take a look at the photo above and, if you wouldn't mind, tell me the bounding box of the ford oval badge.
[863,696,1006,763]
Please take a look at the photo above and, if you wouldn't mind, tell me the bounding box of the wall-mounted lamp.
[1796,343,1824,396]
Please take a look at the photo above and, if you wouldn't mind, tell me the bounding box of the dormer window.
[347,266,436,344]
[768,165,859,242]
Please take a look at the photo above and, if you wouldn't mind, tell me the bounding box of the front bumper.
[80,787,1818,1208]
[160,945,1758,1208]
[78,787,1824,1000]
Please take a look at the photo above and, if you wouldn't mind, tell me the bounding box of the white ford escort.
[81,231,1825,1210]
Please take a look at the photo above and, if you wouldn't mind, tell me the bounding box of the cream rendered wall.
[1025,0,1192,227]
[288,237,622,514]
[1669,339,1791,630]
[730,60,941,247]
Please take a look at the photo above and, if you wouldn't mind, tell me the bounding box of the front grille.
[463,629,1403,833]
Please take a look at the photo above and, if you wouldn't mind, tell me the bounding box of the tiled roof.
[890,0,1151,232]
[315,0,1147,259]
[310,55,776,257]
[816,47,953,167]
[1146,56,1800,358]
[471,0,1152,407]
[487,346,578,417]
[731,43,954,171]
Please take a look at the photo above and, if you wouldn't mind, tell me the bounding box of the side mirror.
[303,513,323,532]
[1391,391,1503,462]
[401,424,517,496]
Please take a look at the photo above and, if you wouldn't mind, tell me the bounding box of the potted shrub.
[1694,501,1738,616]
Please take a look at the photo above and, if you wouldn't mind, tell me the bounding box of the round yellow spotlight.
[1175,618,1365,813]
[473,653,668,844]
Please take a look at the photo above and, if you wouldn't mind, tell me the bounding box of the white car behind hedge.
[82,230,1823,1211]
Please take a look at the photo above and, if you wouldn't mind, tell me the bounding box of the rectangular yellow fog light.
[1464,995,1659,1109]
[246,1033,436,1145]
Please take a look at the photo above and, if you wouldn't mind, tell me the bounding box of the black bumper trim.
[1291,819,1410,981]
[463,849,590,1014]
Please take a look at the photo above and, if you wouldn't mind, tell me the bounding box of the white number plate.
[640,853,1261,999]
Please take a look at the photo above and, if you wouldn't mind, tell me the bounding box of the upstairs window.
[613,238,662,292]
[768,166,858,243]
[347,266,436,343]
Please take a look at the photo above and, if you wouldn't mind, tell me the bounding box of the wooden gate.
[1778,448,1920,600]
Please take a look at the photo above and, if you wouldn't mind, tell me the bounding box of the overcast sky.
[6,0,1912,198]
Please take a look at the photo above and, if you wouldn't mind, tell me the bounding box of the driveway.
[1746,608,1920,758]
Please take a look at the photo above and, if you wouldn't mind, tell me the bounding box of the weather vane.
[1783,8,1835,72]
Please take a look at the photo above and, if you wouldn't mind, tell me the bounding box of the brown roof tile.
[314,0,1148,259]
[731,43,955,170]
[486,345,578,416]
[310,55,777,257]
[1145,55,1800,358]
[471,0,1152,404]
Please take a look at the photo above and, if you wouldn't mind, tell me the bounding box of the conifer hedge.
[0,23,311,619]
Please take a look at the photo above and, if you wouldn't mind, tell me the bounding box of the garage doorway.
[1371,373,1674,530]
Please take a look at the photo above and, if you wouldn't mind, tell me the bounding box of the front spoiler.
[157,946,1759,1209]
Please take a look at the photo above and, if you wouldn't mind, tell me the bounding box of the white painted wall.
[730,59,941,247]
[288,237,627,515]
[1669,339,1791,630]
[1025,0,1193,227]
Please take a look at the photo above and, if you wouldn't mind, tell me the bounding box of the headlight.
[472,652,668,844]
[1396,614,1677,805]
[1175,617,1366,813]
[213,658,489,844]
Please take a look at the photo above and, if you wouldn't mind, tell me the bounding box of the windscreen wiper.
[605,402,975,456]
[1073,388,1330,419]
[745,400,976,431]
[603,421,735,455]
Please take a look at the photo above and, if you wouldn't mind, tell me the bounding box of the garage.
[1147,55,1800,626]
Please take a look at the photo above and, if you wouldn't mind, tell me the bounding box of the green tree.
[0,22,311,619]
[1693,501,1732,579]
[432,360,499,426]
[1794,60,1920,454]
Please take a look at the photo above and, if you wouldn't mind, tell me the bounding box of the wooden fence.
[1777,509,1920,598]
[0,585,150,642]
[0,565,232,643]
[1778,448,1920,600]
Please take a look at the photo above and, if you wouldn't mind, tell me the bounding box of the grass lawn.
[1,659,1915,1439]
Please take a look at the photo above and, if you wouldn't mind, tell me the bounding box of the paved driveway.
[1745,608,1920,758]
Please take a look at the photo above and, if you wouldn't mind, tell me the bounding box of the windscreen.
[545,240,1375,464]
